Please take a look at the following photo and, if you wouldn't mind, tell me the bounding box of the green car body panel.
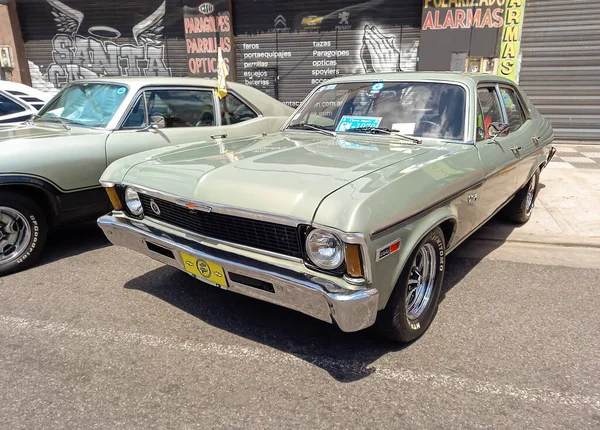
[97,72,555,332]
[0,77,293,224]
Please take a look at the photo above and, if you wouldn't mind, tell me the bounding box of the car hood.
[0,122,91,143]
[119,132,437,221]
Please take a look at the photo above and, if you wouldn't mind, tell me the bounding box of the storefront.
[518,0,600,141]
[231,0,422,107]
[16,0,422,107]
[12,0,600,141]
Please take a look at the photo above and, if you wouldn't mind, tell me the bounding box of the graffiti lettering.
[37,0,171,89]
[48,35,170,86]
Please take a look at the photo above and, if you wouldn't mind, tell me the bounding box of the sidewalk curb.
[473,233,600,249]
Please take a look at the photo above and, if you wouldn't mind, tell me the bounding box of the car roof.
[77,76,245,91]
[0,80,53,101]
[323,71,517,87]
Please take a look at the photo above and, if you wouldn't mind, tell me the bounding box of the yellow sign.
[498,0,526,82]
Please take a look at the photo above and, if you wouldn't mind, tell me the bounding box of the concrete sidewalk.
[474,144,600,248]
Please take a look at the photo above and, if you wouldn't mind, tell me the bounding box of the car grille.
[139,194,303,258]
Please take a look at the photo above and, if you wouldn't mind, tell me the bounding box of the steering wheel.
[417,120,443,136]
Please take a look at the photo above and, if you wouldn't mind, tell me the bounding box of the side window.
[122,95,147,129]
[220,94,258,125]
[477,87,503,139]
[500,87,526,132]
[144,89,215,128]
[0,94,26,116]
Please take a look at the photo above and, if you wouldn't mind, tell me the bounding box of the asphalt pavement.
[1,220,599,429]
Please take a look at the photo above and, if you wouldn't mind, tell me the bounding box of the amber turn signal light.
[344,244,364,278]
[105,187,123,210]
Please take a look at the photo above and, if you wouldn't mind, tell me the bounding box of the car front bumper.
[97,214,379,332]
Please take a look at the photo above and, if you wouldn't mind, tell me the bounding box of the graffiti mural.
[39,0,171,89]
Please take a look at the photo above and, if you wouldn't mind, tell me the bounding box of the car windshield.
[36,83,129,128]
[287,81,466,141]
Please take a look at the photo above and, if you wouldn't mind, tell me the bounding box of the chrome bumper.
[97,214,379,332]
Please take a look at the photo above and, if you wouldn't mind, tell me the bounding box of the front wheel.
[0,192,48,276]
[375,227,446,343]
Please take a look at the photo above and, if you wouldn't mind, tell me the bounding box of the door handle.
[211,134,228,139]
[511,146,522,152]
[532,136,541,144]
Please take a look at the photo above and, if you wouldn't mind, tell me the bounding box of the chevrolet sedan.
[97,72,555,342]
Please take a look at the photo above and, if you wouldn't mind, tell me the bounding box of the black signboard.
[182,0,235,79]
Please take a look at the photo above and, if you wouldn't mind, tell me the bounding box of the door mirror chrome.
[487,122,510,142]
[149,115,166,129]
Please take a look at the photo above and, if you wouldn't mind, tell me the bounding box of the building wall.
[17,0,189,91]
[0,1,31,84]
[232,0,422,107]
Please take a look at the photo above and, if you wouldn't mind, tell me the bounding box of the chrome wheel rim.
[0,207,32,265]
[525,177,536,215]
[406,243,437,321]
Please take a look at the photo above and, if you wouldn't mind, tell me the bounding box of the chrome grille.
[139,194,302,258]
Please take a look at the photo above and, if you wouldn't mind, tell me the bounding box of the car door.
[498,85,538,188]
[474,84,521,225]
[105,87,226,165]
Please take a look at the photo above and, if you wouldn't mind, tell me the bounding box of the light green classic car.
[0,77,293,275]
[97,72,555,342]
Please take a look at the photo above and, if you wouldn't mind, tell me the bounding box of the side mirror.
[149,115,166,129]
[488,122,510,141]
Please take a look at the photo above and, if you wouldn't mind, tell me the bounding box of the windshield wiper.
[346,127,421,144]
[286,123,337,137]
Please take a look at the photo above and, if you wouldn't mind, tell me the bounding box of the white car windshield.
[36,83,129,128]
[287,81,466,141]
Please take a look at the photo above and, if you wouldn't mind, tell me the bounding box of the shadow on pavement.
[36,222,110,267]
[123,218,517,382]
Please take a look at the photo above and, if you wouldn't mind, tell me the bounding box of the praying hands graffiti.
[43,0,170,88]
[360,25,402,73]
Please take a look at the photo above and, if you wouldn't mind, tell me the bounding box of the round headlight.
[306,229,345,270]
[125,187,143,216]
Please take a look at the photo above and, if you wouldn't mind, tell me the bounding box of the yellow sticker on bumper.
[180,252,228,288]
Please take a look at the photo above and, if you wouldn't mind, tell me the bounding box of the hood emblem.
[181,202,212,213]
[150,199,161,215]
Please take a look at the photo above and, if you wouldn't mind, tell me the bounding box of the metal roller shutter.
[519,0,600,141]
[17,0,189,92]
[232,0,422,107]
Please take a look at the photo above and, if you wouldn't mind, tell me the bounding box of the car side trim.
[0,173,102,194]
[370,180,485,238]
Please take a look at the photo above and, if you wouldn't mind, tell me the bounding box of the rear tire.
[0,192,47,276]
[375,227,446,343]
[503,170,540,224]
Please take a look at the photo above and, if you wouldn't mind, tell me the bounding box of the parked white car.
[0,81,53,125]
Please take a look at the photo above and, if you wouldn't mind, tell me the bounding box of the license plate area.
[180,251,228,288]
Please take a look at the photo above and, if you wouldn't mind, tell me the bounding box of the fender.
[369,205,458,309]
[0,175,61,224]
